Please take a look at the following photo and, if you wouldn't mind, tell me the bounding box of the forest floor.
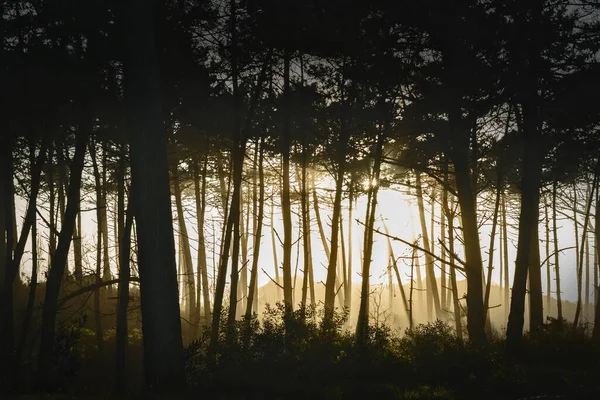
[5,313,600,400]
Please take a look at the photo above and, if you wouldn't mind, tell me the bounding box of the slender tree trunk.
[356,129,384,345]
[37,130,88,388]
[101,143,112,292]
[484,179,501,327]
[90,141,105,351]
[270,198,281,300]
[48,145,56,269]
[115,143,132,393]
[502,192,510,321]
[280,49,294,311]
[246,139,265,318]
[545,196,551,315]
[324,142,347,321]
[553,180,563,321]
[347,182,353,313]
[384,223,409,320]
[300,140,311,309]
[443,186,463,340]
[123,0,186,388]
[441,192,447,312]
[194,155,211,323]
[409,247,415,330]
[573,169,598,328]
[171,160,196,323]
[416,172,441,320]
[529,222,544,333]
[592,178,600,338]
[585,236,590,317]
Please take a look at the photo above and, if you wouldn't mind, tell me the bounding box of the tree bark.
[123,0,186,388]
[448,148,485,345]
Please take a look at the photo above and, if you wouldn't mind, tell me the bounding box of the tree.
[123,0,186,390]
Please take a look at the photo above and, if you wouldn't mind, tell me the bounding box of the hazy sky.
[14,176,590,304]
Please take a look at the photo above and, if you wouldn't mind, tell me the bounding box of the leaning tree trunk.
[123,0,186,389]
[37,130,88,389]
[416,172,442,320]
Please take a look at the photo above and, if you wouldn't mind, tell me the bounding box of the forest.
[2,0,600,399]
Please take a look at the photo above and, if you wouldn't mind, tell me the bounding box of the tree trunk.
[123,0,186,388]
[529,221,544,334]
[300,140,311,309]
[356,129,384,345]
[1,137,47,374]
[553,180,563,321]
[484,179,501,327]
[506,101,543,353]
[384,223,409,320]
[246,139,265,318]
[280,49,294,311]
[443,187,463,340]
[37,130,88,389]
[592,178,600,338]
[450,150,484,344]
[544,195,551,315]
[115,144,132,393]
[502,192,510,321]
[270,198,281,300]
[573,168,598,328]
[101,143,112,292]
[194,154,211,323]
[324,141,347,321]
[89,141,105,352]
[171,159,197,323]
[415,172,442,320]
